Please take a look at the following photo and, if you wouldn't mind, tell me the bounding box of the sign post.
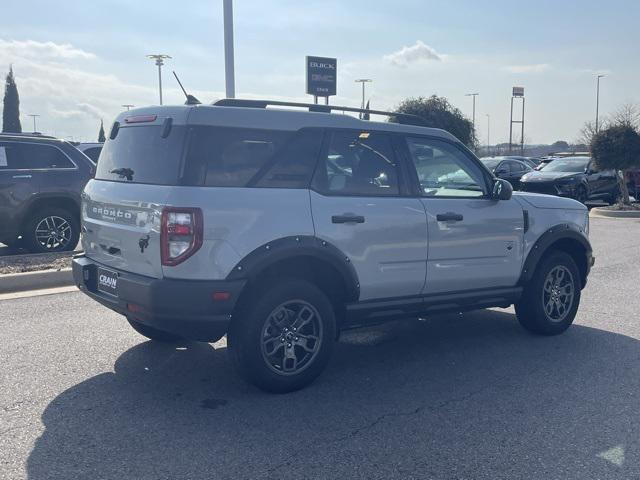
[509,86,525,154]
[306,56,337,104]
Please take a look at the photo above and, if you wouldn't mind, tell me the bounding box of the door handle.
[332,214,365,224]
[436,212,463,222]
[12,174,32,179]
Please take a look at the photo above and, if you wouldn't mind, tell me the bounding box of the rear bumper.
[72,254,246,341]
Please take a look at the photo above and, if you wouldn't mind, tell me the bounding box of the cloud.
[0,38,95,60]
[384,40,443,68]
[503,63,550,74]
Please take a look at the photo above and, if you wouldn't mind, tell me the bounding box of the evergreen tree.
[2,66,22,133]
[98,119,106,142]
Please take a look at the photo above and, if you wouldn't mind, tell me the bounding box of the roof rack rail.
[0,132,56,139]
[213,98,427,126]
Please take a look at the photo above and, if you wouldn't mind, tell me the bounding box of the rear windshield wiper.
[110,167,134,181]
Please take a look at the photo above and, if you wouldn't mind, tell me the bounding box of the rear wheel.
[23,207,79,253]
[228,280,336,393]
[126,317,183,342]
[515,251,581,335]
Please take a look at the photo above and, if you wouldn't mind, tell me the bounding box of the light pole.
[465,93,479,131]
[355,79,372,119]
[121,104,135,111]
[486,114,491,155]
[223,0,236,98]
[146,54,171,105]
[595,74,606,133]
[27,114,40,132]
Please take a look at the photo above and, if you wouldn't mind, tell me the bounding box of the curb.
[0,268,75,294]
[590,207,640,219]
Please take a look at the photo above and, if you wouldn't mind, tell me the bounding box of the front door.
[310,129,428,301]
[403,136,524,294]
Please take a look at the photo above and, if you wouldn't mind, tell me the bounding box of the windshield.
[480,158,501,170]
[540,158,589,173]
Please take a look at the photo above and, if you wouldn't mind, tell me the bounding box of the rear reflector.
[124,115,157,124]
[212,292,231,301]
[127,303,141,313]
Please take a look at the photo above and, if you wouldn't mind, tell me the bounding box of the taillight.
[160,207,203,266]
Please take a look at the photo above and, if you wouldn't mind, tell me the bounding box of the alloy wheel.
[542,265,575,322]
[34,215,72,250]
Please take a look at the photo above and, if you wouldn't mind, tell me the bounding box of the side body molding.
[225,235,360,302]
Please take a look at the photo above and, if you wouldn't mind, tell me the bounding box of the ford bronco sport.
[73,99,593,392]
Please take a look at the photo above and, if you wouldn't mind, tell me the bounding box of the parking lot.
[0,216,638,479]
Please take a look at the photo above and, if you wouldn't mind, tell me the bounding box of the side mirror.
[492,179,513,200]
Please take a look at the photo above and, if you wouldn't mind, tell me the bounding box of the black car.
[0,133,95,252]
[480,157,533,189]
[519,156,619,204]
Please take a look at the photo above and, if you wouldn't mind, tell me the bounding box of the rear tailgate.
[82,180,170,278]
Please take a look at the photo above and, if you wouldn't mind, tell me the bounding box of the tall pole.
[521,97,526,155]
[355,79,372,119]
[595,74,605,133]
[486,114,490,155]
[28,114,40,132]
[224,0,236,99]
[509,97,514,154]
[146,54,171,105]
[465,93,479,132]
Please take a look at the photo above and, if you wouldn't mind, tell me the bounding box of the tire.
[574,185,588,204]
[227,279,336,393]
[23,207,79,253]
[515,251,581,336]
[126,317,183,342]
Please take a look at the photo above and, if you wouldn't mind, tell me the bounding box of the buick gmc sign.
[306,56,337,97]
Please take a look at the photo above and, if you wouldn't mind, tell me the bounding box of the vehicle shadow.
[27,310,640,479]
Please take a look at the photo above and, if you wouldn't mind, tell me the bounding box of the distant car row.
[0,133,102,253]
[480,155,624,204]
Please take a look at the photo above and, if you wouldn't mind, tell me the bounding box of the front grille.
[520,182,558,195]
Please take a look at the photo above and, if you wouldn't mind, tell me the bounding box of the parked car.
[0,133,94,252]
[72,100,593,392]
[480,157,533,189]
[625,169,640,200]
[75,142,103,164]
[519,156,619,204]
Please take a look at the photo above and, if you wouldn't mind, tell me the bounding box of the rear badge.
[139,235,150,253]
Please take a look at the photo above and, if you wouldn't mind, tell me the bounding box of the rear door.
[0,142,42,241]
[309,129,428,300]
[403,136,524,294]
[84,120,187,278]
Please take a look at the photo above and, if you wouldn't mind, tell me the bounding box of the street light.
[223,0,236,98]
[355,79,372,119]
[146,54,171,105]
[27,114,40,132]
[465,93,479,131]
[486,114,491,155]
[121,104,135,111]
[595,74,606,133]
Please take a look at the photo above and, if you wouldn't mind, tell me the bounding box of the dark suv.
[0,134,94,252]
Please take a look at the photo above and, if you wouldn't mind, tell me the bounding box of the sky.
[1,0,639,144]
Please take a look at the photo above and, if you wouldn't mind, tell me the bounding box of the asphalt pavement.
[1,217,639,480]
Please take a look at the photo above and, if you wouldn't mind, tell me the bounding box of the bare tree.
[579,120,606,146]
[611,103,640,129]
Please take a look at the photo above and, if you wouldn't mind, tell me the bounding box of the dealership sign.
[512,86,525,97]
[306,56,337,97]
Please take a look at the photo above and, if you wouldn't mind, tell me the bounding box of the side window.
[184,127,291,187]
[83,147,102,163]
[253,129,323,188]
[312,130,400,196]
[0,143,22,169]
[17,143,74,169]
[406,137,487,198]
[507,161,521,173]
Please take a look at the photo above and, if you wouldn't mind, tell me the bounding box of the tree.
[591,124,640,205]
[551,140,570,151]
[2,66,21,133]
[611,103,640,130]
[578,120,605,147]
[98,120,106,142]
[393,95,476,148]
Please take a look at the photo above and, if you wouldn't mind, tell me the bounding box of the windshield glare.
[541,158,589,173]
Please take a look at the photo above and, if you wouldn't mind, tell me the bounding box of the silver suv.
[73,99,593,392]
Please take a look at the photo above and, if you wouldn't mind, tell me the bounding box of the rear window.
[95,125,187,185]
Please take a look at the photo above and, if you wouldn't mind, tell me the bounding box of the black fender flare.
[225,236,360,302]
[519,223,593,287]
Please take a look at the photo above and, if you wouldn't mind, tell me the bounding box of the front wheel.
[23,207,79,253]
[227,280,336,393]
[515,251,581,335]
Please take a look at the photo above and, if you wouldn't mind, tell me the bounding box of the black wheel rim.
[542,265,575,322]
[260,300,323,376]
[34,216,72,250]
